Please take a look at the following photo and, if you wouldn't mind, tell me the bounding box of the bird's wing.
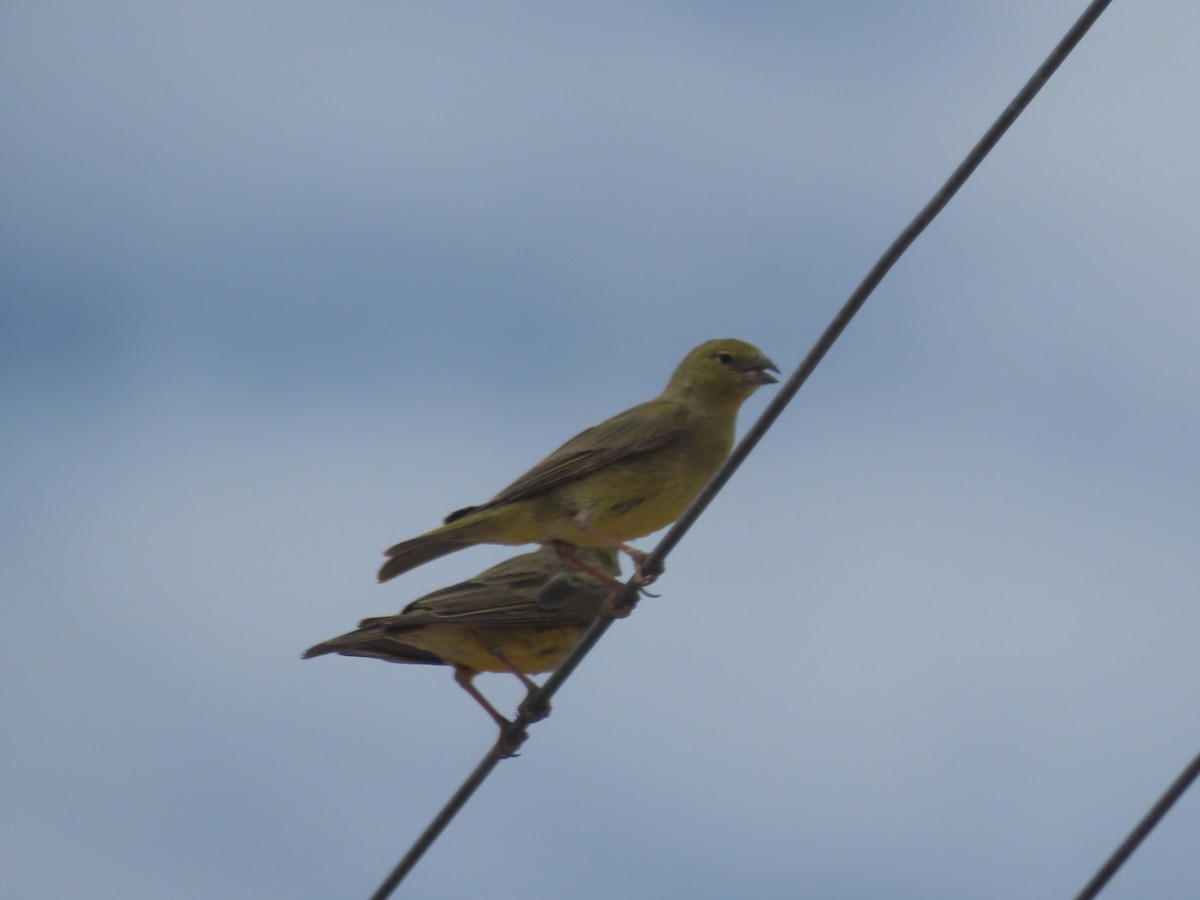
[479,398,685,508]
[398,554,609,626]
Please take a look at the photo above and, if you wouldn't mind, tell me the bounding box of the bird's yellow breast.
[453,406,737,548]
[396,623,589,674]
[550,416,733,542]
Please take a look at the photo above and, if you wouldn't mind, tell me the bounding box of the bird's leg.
[551,542,622,588]
[452,665,526,757]
[553,539,660,605]
[572,522,665,587]
[483,644,552,724]
[452,665,510,729]
[550,542,638,617]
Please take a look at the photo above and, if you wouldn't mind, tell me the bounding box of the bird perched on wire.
[304,544,619,754]
[378,338,778,585]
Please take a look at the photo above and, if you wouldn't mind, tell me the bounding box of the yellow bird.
[304,545,618,749]
[378,338,778,584]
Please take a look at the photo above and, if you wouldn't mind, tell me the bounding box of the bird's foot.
[494,721,529,759]
[629,549,665,586]
[517,692,552,724]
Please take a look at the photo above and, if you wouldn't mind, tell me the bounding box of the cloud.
[3,2,1198,898]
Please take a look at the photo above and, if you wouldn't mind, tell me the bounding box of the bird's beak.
[740,356,780,386]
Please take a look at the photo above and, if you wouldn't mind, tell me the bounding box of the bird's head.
[665,338,779,408]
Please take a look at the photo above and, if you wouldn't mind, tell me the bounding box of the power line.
[1071,748,1200,900]
[368,0,1118,896]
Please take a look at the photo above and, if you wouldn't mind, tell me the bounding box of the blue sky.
[3,2,1198,898]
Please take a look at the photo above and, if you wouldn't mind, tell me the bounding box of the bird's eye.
[716,351,733,365]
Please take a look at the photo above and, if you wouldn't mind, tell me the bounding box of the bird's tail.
[302,628,444,665]
[301,641,336,659]
[377,528,476,582]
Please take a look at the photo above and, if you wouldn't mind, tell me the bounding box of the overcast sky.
[3,2,1199,898]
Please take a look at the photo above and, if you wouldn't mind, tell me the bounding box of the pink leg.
[483,645,551,724]
[453,665,510,730]
[572,522,663,585]
[453,666,527,757]
[552,542,622,587]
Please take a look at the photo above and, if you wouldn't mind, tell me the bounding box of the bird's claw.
[517,694,552,723]
[630,551,665,586]
[494,722,529,758]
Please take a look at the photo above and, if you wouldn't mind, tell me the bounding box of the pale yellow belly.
[553,445,724,542]
[463,424,732,547]
[396,623,588,674]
